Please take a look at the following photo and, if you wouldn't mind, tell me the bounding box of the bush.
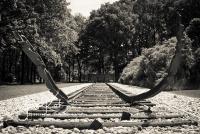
[119,56,144,85]
[119,37,177,88]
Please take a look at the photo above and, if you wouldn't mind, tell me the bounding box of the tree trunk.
[68,59,71,82]
[26,56,30,83]
[30,63,34,84]
[9,49,13,73]
[79,71,82,82]
[113,52,119,82]
[102,57,105,74]
[14,50,18,83]
[114,63,119,82]
[39,76,42,83]
[83,64,86,82]
[33,66,36,83]
[72,59,75,82]
[1,52,6,82]
[21,52,25,84]
[98,58,102,74]
[77,59,82,83]
[16,51,21,83]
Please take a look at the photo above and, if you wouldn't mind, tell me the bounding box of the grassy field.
[0,83,81,100]
[169,90,200,98]
[1,83,199,101]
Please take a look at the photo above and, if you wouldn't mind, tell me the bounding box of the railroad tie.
[4,83,198,130]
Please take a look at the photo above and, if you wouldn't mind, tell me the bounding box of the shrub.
[119,37,177,88]
[119,56,144,84]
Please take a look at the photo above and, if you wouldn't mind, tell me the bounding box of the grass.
[0,83,81,101]
[169,90,200,98]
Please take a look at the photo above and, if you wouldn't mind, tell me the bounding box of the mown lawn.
[170,90,200,98]
[0,83,81,100]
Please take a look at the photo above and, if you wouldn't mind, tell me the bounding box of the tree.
[119,37,177,88]
[29,0,77,81]
[0,0,42,84]
[186,18,200,49]
[64,14,86,82]
[78,0,137,81]
[175,0,200,27]
[0,0,82,84]
[186,18,200,85]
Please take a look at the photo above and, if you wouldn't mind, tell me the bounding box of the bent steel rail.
[14,32,69,103]
[108,24,185,103]
[13,23,184,104]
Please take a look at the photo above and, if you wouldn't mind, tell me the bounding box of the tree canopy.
[0,0,85,84]
[1,0,200,87]
[119,0,200,89]
[77,0,137,81]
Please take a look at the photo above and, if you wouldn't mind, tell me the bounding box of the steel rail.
[109,24,185,103]
[13,32,80,104]
[66,85,93,101]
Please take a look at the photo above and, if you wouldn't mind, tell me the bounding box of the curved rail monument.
[14,21,184,104]
[15,32,69,104]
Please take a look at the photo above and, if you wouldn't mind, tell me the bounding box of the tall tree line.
[76,0,200,82]
[119,0,200,89]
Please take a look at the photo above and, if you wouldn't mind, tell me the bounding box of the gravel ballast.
[1,83,200,134]
[0,83,92,120]
[109,83,200,133]
[110,83,200,120]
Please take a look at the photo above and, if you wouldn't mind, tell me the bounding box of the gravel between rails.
[1,83,200,134]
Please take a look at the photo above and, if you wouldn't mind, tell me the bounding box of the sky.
[68,0,118,17]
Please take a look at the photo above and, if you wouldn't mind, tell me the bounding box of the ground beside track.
[0,83,92,120]
[111,83,200,122]
[0,83,81,101]
[170,90,200,98]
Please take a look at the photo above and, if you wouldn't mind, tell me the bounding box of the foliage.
[175,0,200,27]
[77,0,200,82]
[120,32,196,88]
[186,18,200,49]
[119,37,177,88]
[1,0,200,86]
[77,0,137,81]
[0,0,84,84]
[186,18,200,84]
[117,0,200,88]
[133,0,169,51]
[118,56,144,85]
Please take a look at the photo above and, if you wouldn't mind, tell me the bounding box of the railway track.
[2,83,198,132]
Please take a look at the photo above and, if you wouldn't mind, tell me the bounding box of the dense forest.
[0,0,200,90]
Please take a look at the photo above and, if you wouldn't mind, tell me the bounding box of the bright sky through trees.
[68,0,118,17]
